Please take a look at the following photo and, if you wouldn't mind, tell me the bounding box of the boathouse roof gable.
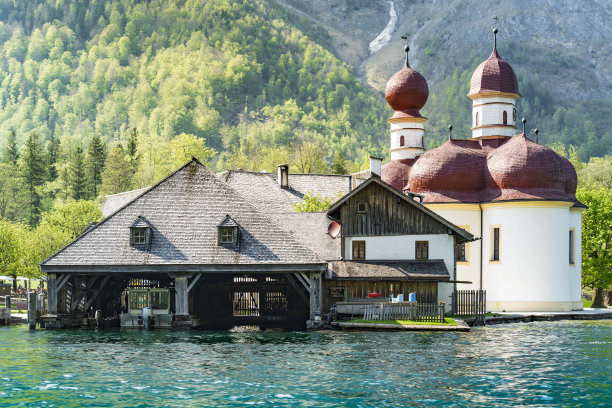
[327,176,474,243]
[41,159,324,269]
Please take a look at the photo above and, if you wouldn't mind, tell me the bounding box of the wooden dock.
[332,320,470,332]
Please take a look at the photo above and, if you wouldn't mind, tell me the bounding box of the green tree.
[576,187,612,308]
[0,219,20,291]
[331,149,347,175]
[292,191,343,212]
[87,135,107,197]
[100,145,133,196]
[39,199,103,240]
[20,133,46,226]
[70,146,87,200]
[578,156,612,190]
[46,134,61,182]
[4,131,19,165]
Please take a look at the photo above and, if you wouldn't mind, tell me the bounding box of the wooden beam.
[187,274,202,293]
[83,275,111,311]
[56,274,71,291]
[284,274,309,306]
[298,272,311,287]
[294,273,311,293]
[85,275,98,289]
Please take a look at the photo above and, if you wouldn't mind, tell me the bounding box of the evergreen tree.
[127,127,139,167]
[331,149,348,175]
[46,134,61,182]
[87,135,107,197]
[20,133,46,226]
[100,145,134,196]
[4,131,19,165]
[70,146,87,200]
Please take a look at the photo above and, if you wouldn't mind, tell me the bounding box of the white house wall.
[344,234,456,309]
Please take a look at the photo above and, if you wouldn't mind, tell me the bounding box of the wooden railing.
[363,302,445,323]
[452,290,486,325]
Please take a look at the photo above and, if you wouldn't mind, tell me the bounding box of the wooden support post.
[4,295,10,310]
[284,274,309,306]
[309,272,322,321]
[47,273,57,314]
[83,276,111,312]
[175,276,189,316]
[28,292,36,330]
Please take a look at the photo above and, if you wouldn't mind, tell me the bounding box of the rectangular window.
[219,227,235,244]
[131,228,146,245]
[357,202,367,213]
[415,241,429,260]
[352,240,366,260]
[491,227,500,261]
[569,229,575,265]
[455,243,466,262]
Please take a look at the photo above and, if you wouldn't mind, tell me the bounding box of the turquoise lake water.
[0,321,610,407]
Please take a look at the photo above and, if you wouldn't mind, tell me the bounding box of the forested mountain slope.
[0,0,389,174]
[281,0,612,160]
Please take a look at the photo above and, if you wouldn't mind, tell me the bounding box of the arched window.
[400,135,405,147]
[503,110,508,125]
[475,112,479,126]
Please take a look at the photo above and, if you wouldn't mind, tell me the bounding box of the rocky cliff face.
[279,0,611,102]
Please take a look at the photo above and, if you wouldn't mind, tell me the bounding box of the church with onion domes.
[380,28,584,312]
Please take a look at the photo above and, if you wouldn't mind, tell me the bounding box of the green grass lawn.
[582,298,594,308]
[348,318,457,326]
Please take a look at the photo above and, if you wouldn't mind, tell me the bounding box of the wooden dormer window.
[130,216,152,248]
[218,215,239,247]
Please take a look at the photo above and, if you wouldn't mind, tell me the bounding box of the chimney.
[369,156,382,177]
[277,164,289,189]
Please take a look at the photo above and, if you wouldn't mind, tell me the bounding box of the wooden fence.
[363,302,445,323]
[452,290,486,325]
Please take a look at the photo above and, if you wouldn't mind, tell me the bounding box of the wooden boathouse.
[40,159,326,330]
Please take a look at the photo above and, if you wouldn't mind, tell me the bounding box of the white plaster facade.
[471,95,518,138]
[425,202,583,312]
[344,234,456,309]
[389,118,425,160]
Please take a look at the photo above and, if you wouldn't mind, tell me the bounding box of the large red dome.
[408,140,487,202]
[385,63,429,113]
[485,135,569,200]
[468,48,519,97]
[381,158,417,191]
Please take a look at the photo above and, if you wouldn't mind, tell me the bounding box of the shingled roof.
[329,260,449,281]
[42,159,325,272]
[219,170,351,213]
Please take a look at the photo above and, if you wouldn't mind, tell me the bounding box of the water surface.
[1,321,610,407]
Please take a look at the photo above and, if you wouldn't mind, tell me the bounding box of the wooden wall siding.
[340,183,448,236]
[322,280,438,312]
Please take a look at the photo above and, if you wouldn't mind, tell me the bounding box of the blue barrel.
[409,293,416,302]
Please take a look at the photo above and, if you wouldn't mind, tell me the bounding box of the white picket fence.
[363,302,445,323]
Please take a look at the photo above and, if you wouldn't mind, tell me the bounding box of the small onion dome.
[381,158,417,191]
[468,48,519,97]
[485,135,569,200]
[407,140,487,202]
[385,63,429,115]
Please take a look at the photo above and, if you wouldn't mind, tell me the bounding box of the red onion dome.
[486,135,568,199]
[385,63,429,113]
[408,140,487,202]
[559,155,578,199]
[381,158,417,191]
[468,48,519,96]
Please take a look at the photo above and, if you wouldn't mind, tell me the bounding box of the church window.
[491,227,501,261]
[400,135,405,147]
[455,243,467,262]
[475,112,479,126]
[569,229,575,265]
[352,240,366,260]
[503,110,508,125]
[415,241,429,260]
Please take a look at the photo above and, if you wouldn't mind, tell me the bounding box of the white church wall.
[471,95,517,138]
[481,202,578,312]
[569,208,584,306]
[426,204,482,291]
